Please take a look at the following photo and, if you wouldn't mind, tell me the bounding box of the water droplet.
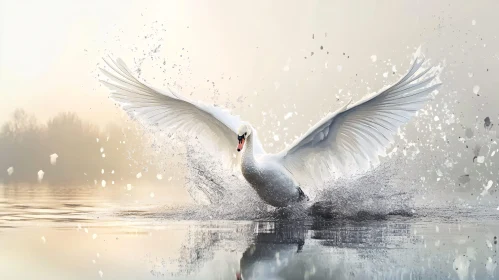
[473,85,480,95]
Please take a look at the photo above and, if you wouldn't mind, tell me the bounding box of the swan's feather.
[99,57,264,167]
[275,56,441,182]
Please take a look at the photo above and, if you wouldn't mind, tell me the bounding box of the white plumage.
[100,55,441,207]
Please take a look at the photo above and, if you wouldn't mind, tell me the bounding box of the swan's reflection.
[238,220,418,280]
[237,221,307,280]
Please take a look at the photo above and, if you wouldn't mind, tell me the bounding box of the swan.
[99,55,441,208]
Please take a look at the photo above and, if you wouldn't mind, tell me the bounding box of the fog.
[0,109,163,186]
[1,0,499,203]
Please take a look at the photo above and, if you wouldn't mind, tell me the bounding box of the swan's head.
[236,124,252,152]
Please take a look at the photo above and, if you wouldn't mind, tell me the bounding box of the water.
[0,185,498,280]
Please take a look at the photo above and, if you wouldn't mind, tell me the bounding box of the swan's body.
[240,131,305,207]
[100,53,441,208]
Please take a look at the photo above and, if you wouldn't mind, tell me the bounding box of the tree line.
[0,109,161,186]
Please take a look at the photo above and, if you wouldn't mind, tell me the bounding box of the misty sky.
[1,0,499,155]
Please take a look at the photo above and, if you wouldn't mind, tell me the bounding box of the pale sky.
[1,0,499,154]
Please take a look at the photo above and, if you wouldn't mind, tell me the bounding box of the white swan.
[100,55,441,207]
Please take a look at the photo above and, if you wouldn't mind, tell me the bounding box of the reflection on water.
[0,185,498,280]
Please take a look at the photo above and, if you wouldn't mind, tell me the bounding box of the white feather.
[99,57,264,167]
[274,56,441,182]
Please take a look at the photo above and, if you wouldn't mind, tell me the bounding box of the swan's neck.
[241,133,257,170]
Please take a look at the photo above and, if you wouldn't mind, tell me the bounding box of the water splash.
[310,157,416,219]
[147,133,416,220]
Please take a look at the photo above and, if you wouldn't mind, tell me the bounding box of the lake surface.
[1,185,498,280]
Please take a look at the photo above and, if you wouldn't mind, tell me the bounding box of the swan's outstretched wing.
[275,57,441,181]
[99,57,263,166]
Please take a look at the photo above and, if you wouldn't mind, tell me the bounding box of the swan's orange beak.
[237,138,245,152]
[236,272,242,280]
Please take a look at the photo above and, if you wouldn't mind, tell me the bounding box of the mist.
[0,109,162,186]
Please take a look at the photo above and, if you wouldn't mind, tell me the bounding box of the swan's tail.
[297,187,309,202]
